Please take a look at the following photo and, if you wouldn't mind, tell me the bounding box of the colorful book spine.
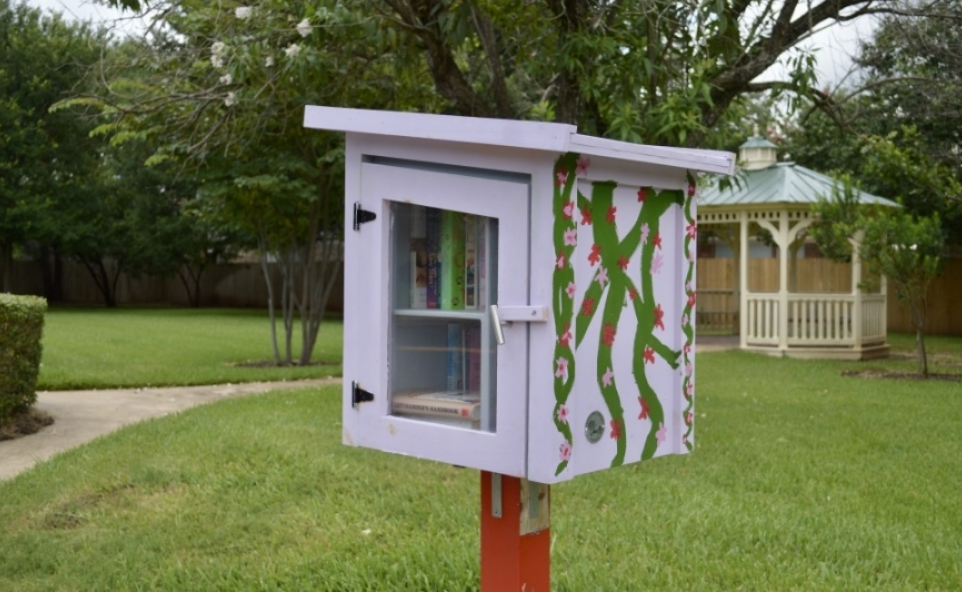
[478,218,488,308]
[446,323,464,391]
[440,210,466,310]
[464,215,478,309]
[425,207,441,309]
[409,206,427,309]
[465,324,482,392]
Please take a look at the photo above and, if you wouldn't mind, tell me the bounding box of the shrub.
[0,294,47,424]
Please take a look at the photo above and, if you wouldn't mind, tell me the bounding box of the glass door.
[390,204,498,432]
[350,161,529,475]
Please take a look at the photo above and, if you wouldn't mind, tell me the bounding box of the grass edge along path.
[2,347,962,590]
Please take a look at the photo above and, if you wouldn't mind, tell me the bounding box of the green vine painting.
[552,153,696,476]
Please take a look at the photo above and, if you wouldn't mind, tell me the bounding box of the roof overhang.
[304,106,736,176]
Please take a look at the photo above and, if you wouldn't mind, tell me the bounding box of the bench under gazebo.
[697,135,896,360]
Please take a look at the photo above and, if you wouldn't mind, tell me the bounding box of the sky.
[25,0,876,90]
[27,0,128,26]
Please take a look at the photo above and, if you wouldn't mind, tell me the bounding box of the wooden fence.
[8,259,345,312]
[6,257,959,335]
[697,258,962,336]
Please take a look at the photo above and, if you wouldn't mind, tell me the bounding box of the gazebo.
[697,136,896,360]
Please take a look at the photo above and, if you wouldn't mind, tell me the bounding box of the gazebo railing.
[744,293,887,348]
[745,295,780,345]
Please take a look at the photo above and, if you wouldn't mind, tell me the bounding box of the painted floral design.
[681,172,697,452]
[552,153,693,475]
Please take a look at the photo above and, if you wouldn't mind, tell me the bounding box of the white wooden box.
[304,107,734,484]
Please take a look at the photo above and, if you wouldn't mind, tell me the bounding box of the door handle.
[489,305,548,345]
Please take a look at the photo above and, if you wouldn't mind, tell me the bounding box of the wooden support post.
[481,471,550,591]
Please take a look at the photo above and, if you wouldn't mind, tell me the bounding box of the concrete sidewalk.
[0,378,340,483]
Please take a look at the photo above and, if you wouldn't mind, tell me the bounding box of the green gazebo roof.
[699,162,896,208]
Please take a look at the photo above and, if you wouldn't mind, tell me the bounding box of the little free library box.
[305,106,734,484]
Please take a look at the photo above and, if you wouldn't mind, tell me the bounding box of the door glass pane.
[389,202,498,432]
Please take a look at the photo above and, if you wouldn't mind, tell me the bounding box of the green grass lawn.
[38,307,343,390]
[2,334,962,590]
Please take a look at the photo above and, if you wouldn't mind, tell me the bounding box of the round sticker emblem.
[584,411,605,444]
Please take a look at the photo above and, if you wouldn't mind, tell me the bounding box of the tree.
[786,1,962,245]
[367,0,921,148]
[81,1,438,364]
[813,183,944,378]
[90,0,922,360]
[0,1,104,292]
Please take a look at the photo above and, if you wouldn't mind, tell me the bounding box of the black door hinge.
[353,202,377,231]
[351,381,375,408]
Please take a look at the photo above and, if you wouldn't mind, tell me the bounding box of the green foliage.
[0,2,105,290]
[369,0,879,148]
[87,1,440,363]
[787,3,962,247]
[0,294,47,423]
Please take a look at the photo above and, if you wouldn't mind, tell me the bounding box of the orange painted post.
[480,471,551,591]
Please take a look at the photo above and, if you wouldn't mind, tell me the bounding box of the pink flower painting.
[651,252,664,275]
[564,228,577,246]
[559,441,572,461]
[566,281,577,299]
[595,266,608,286]
[656,422,667,444]
[602,366,614,387]
[556,404,570,425]
[576,157,591,177]
[555,356,569,380]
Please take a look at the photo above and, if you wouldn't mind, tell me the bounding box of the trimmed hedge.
[0,294,47,424]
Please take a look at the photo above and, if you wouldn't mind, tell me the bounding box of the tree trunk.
[177,263,205,307]
[909,294,929,378]
[0,240,12,293]
[79,257,119,307]
[257,241,282,365]
[39,246,65,302]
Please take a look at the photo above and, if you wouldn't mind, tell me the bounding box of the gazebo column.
[739,213,749,348]
[757,213,813,353]
[850,231,864,350]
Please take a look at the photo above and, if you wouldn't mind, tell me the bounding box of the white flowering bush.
[82,0,440,365]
